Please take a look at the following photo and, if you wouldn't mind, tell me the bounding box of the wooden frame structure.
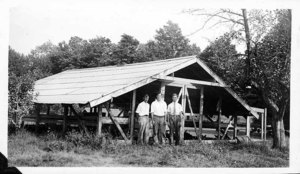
[27,56,264,144]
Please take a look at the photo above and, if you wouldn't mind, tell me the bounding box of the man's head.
[156,93,162,101]
[143,94,149,102]
[172,93,178,102]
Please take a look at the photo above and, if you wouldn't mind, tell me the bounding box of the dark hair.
[143,94,149,98]
[172,93,178,97]
[156,93,162,97]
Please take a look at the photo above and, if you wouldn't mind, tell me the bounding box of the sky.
[9,0,236,55]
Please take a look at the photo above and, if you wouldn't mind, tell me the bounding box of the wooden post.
[199,86,204,141]
[233,115,237,139]
[160,82,166,100]
[47,105,50,115]
[97,104,103,136]
[261,113,264,140]
[130,90,136,142]
[63,104,68,134]
[246,116,251,138]
[217,98,222,140]
[35,104,41,134]
[180,85,187,144]
[106,104,129,143]
[264,108,267,141]
[186,89,198,139]
[69,105,89,136]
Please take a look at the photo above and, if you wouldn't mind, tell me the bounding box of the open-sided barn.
[24,56,267,143]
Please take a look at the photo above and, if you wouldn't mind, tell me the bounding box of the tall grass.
[8,129,289,167]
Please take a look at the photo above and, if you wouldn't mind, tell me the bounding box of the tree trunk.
[259,86,287,149]
[272,114,286,148]
[242,9,251,79]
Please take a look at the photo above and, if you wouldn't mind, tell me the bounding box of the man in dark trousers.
[151,93,167,145]
[135,94,150,145]
[167,93,183,145]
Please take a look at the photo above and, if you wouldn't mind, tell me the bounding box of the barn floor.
[8,129,289,167]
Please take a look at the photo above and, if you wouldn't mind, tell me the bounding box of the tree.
[28,41,57,79]
[154,21,200,59]
[113,34,139,64]
[187,9,290,148]
[49,41,73,73]
[135,40,161,62]
[185,9,276,79]
[88,36,115,66]
[8,48,36,127]
[251,10,291,148]
[199,32,245,95]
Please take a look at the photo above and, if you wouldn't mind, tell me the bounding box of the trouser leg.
[175,116,181,145]
[144,118,150,144]
[138,117,146,144]
[169,117,175,145]
[153,116,159,144]
[159,117,166,145]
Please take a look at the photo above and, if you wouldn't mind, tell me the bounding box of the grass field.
[8,129,289,167]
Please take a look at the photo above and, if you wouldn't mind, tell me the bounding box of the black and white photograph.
[0,0,300,173]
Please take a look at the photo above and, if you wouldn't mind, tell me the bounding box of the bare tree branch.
[221,9,243,17]
[208,20,232,29]
[188,11,244,25]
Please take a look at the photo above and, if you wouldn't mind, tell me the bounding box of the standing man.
[151,93,167,145]
[167,93,184,145]
[135,94,150,145]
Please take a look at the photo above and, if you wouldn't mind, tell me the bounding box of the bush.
[65,130,103,150]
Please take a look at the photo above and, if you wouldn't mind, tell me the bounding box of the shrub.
[65,130,103,150]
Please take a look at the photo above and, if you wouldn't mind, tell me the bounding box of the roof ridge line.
[65,55,196,72]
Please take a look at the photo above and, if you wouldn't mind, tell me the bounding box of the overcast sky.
[9,0,241,54]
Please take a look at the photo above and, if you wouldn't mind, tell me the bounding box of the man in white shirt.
[167,93,183,145]
[151,93,167,145]
[136,94,150,145]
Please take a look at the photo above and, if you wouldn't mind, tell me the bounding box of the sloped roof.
[34,56,196,105]
[33,55,259,118]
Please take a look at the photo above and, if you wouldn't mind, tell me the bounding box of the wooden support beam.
[153,76,228,88]
[199,86,204,141]
[166,82,198,89]
[35,104,41,134]
[47,105,50,115]
[233,115,238,139]
[63,104,68,134]
[69,105,90,136]
[117,109,124,117]
[186,88,199,139]
[264,108,267,141]
[176,88,183,103]
[217,98,222,140]
[261,113,264,140]
[246,116,251,138]
[97,104,103,136]
[221,116,233,140]
[106,104,129,143]
[180,85,187,144]
[205,115,215,123]
[130,90,136,142]
[160,81,166,99]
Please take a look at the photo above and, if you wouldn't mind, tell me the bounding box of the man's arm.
[179,104,184,118]
[164,102,168,124]
[136,103,141,117]
[150,102,154,119]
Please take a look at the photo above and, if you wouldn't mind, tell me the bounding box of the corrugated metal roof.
[34,56,196,105]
